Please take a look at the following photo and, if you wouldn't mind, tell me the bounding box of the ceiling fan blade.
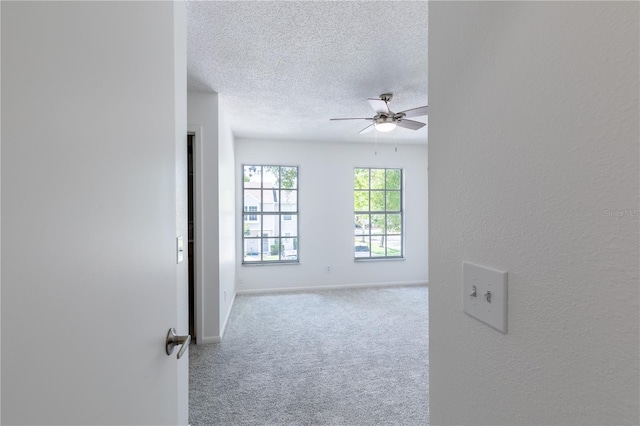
[330,118,374,121]
[358,124,375,134]
[367,98,390,115]
[397,105,428,118]
[396,119,426,130]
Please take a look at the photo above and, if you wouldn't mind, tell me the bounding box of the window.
[354,168,403,259]
[243,165,298,263]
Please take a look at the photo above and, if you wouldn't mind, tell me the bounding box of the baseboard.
[198,336,221,344]
[219,291,236,340]
[196,292,237,345]
[236,280,428,295]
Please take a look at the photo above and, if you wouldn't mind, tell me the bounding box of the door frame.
[188,126,204,345]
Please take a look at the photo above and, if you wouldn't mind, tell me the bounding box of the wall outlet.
[463,261,508,333]
[326,266,331,273]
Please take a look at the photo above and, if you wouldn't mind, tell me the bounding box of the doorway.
[187,133,196,343]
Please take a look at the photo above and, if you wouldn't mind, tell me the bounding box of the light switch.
[177,236,184,263]
[463,261,508,333]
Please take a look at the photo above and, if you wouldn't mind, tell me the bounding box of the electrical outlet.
[326,266,331,273]
[463,261,508,333]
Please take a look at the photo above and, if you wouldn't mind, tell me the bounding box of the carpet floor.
[189,285,429,425]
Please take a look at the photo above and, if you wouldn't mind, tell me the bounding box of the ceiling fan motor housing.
[375,116,397,132]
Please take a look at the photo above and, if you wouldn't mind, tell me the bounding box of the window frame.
[242,164,299,265]
[353,167,404,260]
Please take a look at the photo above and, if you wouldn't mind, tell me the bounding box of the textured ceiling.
[186,1,428,144]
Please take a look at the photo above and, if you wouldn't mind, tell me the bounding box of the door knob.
[166,328,191,359]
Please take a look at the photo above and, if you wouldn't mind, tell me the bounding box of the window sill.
[242,261,300,266]
[354,257,405,262]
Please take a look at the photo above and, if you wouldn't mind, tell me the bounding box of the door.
[1,2,188,425]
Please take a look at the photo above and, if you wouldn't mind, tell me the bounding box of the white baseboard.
[198,336,221,344]
[236,280,428,295]
[219,291,236,340]
[196,292,237,345]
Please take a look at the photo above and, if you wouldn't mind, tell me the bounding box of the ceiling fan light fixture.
[375,117,396,132]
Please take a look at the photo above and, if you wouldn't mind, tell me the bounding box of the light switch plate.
[463,261,508,333]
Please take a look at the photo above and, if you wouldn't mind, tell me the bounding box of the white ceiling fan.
[330,93,428,134]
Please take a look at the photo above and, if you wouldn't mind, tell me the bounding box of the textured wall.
[429,2,639,425]
[235,139,428,292]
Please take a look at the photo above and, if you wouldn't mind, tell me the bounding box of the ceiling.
[186,1,428,144]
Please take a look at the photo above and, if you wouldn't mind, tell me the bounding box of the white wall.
[429,2,639,425]
[187,92,236,342]
[217,96,236,336]
[235,139,428,292]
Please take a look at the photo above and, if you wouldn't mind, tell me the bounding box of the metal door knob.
[166,328,191,359]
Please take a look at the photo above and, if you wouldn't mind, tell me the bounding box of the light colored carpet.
[189,285,429,425]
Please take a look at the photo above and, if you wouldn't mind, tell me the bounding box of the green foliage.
[371,191,385,211]
[387,214,401,233]
[354,191,369,211]
[386,191,400,211]
[244,165,297,189]
[370,245,401,256]
[264,166,297,189]
[371,169,385,189]
[270,242,282,256]
[354,168,369,189]
[386,169,401,189]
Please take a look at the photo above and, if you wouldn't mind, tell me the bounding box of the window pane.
[280,167,297,189]
[386,191,400,211]
[354,236,370,258]
[354,168,369,189]
[387,214,402,233]
[371,191,385,211]
[263,189,278,212]
[354,214,369,236]
[243,215,261,237]
[243,239,261,262]
[263,214,280,238]
[243,165,260,186]
[371,214,386,234]
[262,167,278,188]
[281,215,297,238]
[386,235,402,257]
[281,190,297,212]
[243,189,261,212]
[264,238,282,261]
[371,169,385,189]
[354,190,369,211]
[386,169,401,190]
[370,235,386,257]
[281,236,297,260]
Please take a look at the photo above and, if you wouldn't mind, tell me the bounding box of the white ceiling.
[186,1,428,144]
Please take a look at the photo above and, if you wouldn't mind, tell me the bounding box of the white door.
[1,2,188,425]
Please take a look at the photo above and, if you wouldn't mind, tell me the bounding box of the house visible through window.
[354,168,403,259]
[243,165,299,263]
[244,206,258,221]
